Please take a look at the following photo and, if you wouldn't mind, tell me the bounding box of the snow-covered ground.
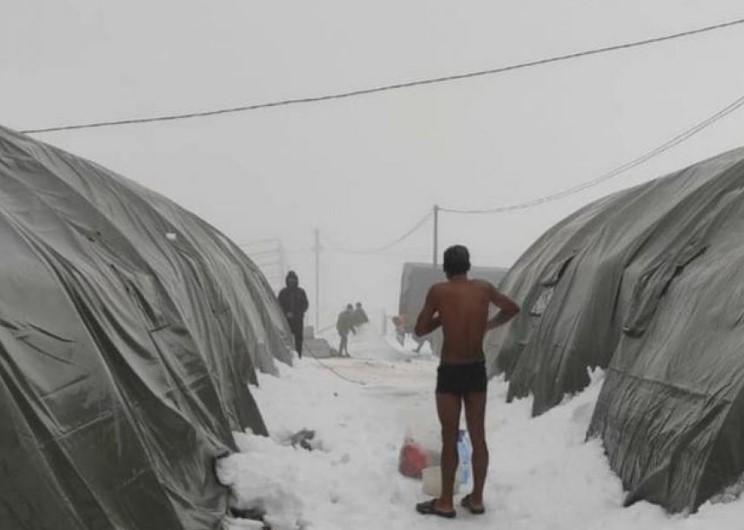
[217,328,744,529]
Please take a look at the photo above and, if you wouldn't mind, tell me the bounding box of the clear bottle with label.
[457,429,472,486]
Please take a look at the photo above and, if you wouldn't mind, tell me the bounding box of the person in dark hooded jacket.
[277,271,309,357]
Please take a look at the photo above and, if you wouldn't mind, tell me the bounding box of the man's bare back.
[414,277,519,364]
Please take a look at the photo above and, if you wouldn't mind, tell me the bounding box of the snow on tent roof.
[484,145,744,513]
[0,125,293,529]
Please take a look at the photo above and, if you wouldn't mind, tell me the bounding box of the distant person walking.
[277,271,309,358]
[336,303,356,357]
[414,245,520,518]
[352,302,369,327]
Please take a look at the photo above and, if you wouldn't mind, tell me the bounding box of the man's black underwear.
[436,360,488,396]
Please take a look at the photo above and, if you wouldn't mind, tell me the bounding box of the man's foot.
[460,494,485,515]
[415,499,456,518]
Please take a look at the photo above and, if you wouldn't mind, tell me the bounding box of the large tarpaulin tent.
[485,146,744,512]
[0,125,293,529]
[399,262,508,353]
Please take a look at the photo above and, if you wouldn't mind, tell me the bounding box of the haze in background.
[4,0,744,327]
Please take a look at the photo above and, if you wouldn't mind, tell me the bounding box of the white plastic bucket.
[422,466,460,497]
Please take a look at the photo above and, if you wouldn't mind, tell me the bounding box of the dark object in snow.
[303,336,337,358]
[289,429,316,451]
[0,125,294,530]
[485,145,744,513]
[229,507,272,529]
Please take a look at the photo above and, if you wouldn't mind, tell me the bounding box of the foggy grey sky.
[3,0,744,327]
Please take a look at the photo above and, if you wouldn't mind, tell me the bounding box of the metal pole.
[314,228,320,331]
[433,204,440,267]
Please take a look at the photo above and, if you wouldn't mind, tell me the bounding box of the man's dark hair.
[443,245,470,278]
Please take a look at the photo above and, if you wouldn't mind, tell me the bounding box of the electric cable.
[19,15,744,135]
[322,211,432,254]
[441,91,744,214]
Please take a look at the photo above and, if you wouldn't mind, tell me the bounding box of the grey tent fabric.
[399,262,508,353]
[114,179,294,373]
[485,146,744,512]
[0,125,292,529]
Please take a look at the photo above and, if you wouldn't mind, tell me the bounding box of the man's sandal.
[415,499,456,518]
[460,494,485,515]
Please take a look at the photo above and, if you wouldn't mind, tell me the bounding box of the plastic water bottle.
[457,429,472,486]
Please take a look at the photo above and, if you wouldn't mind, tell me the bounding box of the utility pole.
[314,228,320,331]
[433,204,440,267]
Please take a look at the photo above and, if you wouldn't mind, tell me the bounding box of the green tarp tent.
[486,146,744,512]
[0,125,292,529]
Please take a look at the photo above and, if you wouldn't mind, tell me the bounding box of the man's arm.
[414,287,442,337]
[486,284,520,330]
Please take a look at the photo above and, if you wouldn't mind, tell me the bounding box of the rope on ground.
[305,348,368,386]
[303,328,368,386]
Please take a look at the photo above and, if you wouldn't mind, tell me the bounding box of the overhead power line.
[245,90,744,258]
[322,211,432,255]
[20,15,744,135]
[441,91,744,214]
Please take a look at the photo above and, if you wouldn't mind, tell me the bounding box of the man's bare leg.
[463,391,488,508]
[436,392,462,512]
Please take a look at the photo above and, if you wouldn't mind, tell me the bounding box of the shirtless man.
[414,245,520,518]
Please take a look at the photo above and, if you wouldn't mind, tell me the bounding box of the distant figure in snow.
[336,303,356,357]
[414,245,520,519]
[352,302,369,327]
[277,271,309,358]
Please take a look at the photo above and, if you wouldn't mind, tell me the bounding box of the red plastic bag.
[398,438,429,479]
